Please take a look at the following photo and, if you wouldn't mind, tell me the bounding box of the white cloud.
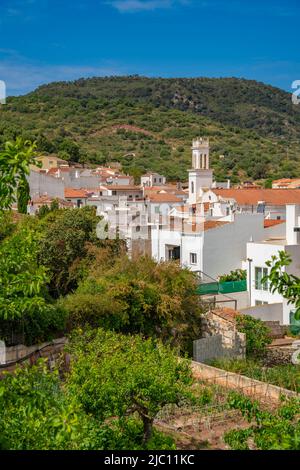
[107,0,189,13]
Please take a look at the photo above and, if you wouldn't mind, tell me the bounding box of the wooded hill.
[1,75,300,183]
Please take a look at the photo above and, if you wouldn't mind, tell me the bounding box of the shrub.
[62,255,204,354]
[219,269,246,283]
[235,314,272,357]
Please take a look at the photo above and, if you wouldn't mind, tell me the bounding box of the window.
[190,253,197,265]
[255,300,268,306]
[112,191,117,196]
[159,178,162,183]
[191,181,194,194]
[255,267,268,290]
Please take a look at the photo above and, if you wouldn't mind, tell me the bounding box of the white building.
[151,213,267,279]
[188,138,213,204]
[245,204,300,325]
[141,172,166,187]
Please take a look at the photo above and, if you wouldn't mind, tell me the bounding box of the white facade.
[246,204,300,324]
[188,138,213,204]
[141,173,166,187]
[152,213,266,279]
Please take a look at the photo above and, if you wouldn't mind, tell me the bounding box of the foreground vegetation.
[2,138,300,450]
[0,330,191,450]
[225,393,300,450]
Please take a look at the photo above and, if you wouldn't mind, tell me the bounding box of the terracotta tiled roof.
[64,188,89,198]
[211,307,239,323]
[203,220,228,231]
[144,186,187,196]
[264,219,285,228]
[146,193,182,203]
[169,218,229,233]
[213,189,300,206]
[47,167,72,175]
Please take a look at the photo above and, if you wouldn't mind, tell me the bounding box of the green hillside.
[1,75,300,183]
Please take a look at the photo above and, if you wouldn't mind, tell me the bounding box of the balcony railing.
[196,279,247,296]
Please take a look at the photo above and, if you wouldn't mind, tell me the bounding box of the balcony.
[196,279,247,296]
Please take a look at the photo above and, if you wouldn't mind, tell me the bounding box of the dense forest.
[1,75,300,183]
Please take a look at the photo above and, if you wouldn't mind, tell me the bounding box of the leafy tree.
[37,207,101,297]
[263,251,300,320]
[0,224,66,345]
[0,361,112,450]
[37,204,51,218]
[264,178,273,189]
[0,211,16,242]
[0,138,38,211]
[17,177,30,214]
[236,314,272,357]
[66,328,192,445]
[50,198,59,211]
[58,138,80,162]
[0,358,176,450]
[62,255,204,353]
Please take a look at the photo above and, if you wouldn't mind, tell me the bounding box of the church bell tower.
[188,138,213,204]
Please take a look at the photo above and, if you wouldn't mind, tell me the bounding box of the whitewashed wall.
[202,214,265,279]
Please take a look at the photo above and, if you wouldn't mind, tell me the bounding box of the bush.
[219,269,246,283]
[37,207,101,297]
[235,314,272,357]
[62,255,204,354]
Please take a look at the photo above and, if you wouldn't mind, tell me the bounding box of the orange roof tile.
[203,220,228,231]
[168,218,229,233]
[146,193,182,203]
[145,186,187,196]
[64,188,89,198]
[264,219,285,228]
[211,307,239,323]
[213,189,300,206]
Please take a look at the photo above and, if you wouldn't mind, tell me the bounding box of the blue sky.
[0,0,299,96]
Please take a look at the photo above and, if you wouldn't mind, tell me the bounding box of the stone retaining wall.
[0,338,67,376]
